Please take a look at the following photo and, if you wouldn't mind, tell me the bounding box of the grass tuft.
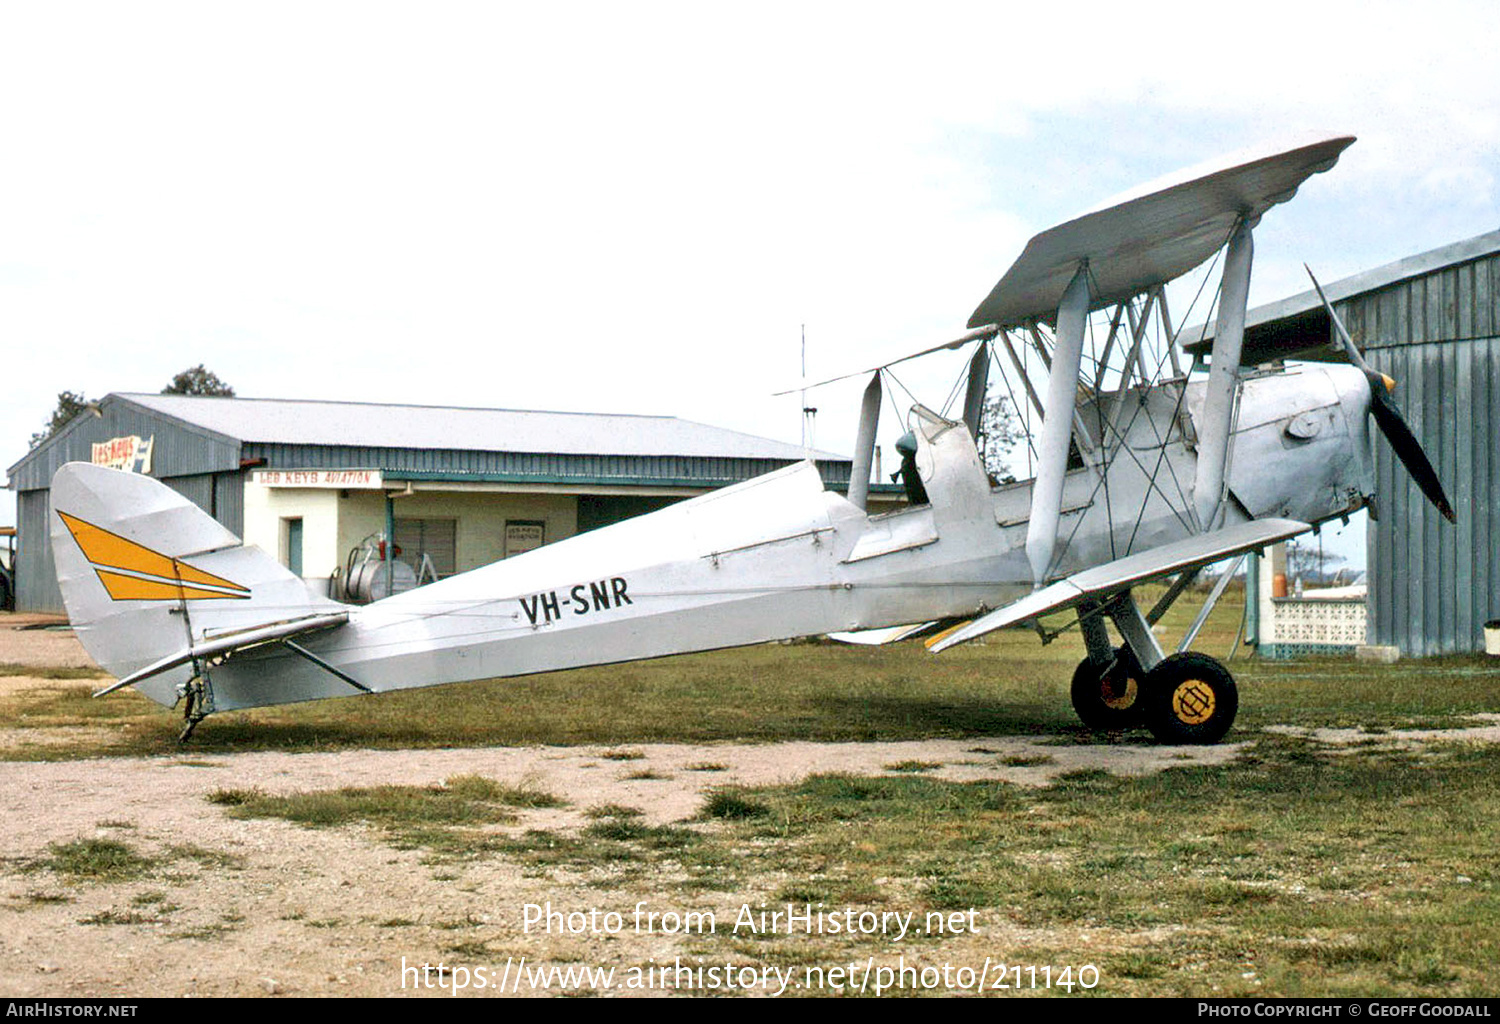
[444,774,566,808]
[884,759,942,773]
[37,839,153,881]
[701,790,770,820]
[585,804,643,819]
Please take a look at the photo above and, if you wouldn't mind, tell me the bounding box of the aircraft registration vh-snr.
[50,131,1454,742]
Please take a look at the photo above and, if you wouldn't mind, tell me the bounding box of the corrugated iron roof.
[1184,228,1500,363]
[117,393,844,462]
[1241,228,1500,330]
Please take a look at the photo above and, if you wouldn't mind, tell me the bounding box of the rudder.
[50,462,342,706]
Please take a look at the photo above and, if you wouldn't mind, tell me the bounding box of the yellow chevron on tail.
[56,510,250,601]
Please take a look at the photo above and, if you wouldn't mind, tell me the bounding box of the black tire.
[1141,652,1238,744]
[1070,646,1144,730]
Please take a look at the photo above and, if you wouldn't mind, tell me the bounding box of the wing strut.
[1025,263,1091,585]
[282,639,374,694]
[847,373,882,511]
[961,345,989,441]
[1192,219,1254,530]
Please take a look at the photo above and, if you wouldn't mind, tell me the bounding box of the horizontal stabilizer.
[928,518,1310,653]
[93,612,350,697]
[827,616,979,646]
[828,622,937,646]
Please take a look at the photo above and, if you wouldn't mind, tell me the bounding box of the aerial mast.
[800,324,817,449]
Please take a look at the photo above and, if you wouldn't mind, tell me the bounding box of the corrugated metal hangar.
[7,394,863,613]
[1200,228,1500,656]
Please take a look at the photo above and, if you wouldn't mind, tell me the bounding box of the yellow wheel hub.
[1171,680,1216,725]
[1102,677,1138,710]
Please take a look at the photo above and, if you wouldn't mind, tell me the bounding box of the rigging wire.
[1049,228,1236,570]
[1122,222,1235,552]
[987,339,1037,467]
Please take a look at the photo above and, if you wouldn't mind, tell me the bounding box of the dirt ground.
[1,615,1490,998]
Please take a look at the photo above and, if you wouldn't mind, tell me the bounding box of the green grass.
[884,759,942,772]
[15,891,74,906]
[0,663,109,680]
[585,803,643,819]
[35,839,155,881]
[210,775,566,860]
[212,775,564,824]
[79,908,162,926]
[638,736,1499,997]
[700,790,770,820]
[6,585,1498,762]
[5,587,1498,996]
[167,844,246,870]
[999,754,1056,766]
[27,837,252,888]
[459,736,1500,994]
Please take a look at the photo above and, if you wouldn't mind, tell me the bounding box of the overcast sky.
[4,1,1497,567]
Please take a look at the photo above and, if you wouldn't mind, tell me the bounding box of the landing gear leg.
[1115,587,1239,743]
[1064,588,1239,743]
[1070,607,1144,729]
[1070,647,1144,729]
[176,666,215,743]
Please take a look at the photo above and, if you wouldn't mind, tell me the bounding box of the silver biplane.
[49,132,1454,742]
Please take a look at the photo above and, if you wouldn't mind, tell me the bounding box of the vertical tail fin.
[50,462,343,706]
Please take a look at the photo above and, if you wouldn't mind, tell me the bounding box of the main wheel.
[1070,646,1144,730]
[1141,652,1238,744]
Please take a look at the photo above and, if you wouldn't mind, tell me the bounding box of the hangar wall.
[1340,250,1500,655]
[9,394,865,613]
[241,485,584,593]
[7,401,244,614]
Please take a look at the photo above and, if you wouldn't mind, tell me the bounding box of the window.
[393,518,457,578]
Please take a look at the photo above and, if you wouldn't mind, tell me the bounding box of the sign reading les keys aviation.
[56,511,250,601]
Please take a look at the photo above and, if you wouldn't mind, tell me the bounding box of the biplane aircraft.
[50,132,1454,742]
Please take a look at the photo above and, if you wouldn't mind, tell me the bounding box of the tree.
[29,390,91,449]
[1284,537,1349,587]
[979,390,1022,484]
[163,365,235,397]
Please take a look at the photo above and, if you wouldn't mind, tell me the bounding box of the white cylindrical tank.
[347,557,417,603]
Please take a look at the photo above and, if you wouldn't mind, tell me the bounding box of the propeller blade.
[1304,265,1456,524]
[1304,264,1368,370]
[1369,388,1457,523]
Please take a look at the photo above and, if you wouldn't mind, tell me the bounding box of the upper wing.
[967,133,1354,330]
[927,518,1310,652]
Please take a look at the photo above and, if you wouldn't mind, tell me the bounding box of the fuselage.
[195,363,1376,711]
